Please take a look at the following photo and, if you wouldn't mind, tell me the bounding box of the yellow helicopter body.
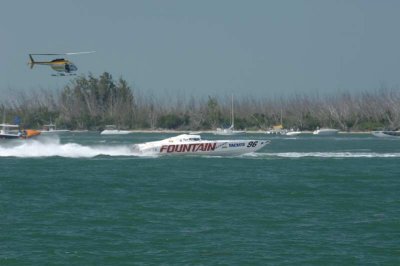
[28,51,94,76]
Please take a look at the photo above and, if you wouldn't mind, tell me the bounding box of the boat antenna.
[2,106,5,124]
[231,94,234,129]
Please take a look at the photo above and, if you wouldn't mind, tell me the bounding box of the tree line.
[1,72,400,131]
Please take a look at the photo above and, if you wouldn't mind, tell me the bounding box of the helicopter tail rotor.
[28,54,35,69]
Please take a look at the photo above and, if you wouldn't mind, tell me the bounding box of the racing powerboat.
[132,134,270,156]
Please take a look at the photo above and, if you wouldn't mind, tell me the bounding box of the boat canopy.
[104,125,117,129]
[0,124,19,128]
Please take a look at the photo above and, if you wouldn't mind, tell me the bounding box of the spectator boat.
[40,122,70,134]
[371,131,400,138]
[0,123,41,139]
[312,128,339,136]
[100,125,131,135]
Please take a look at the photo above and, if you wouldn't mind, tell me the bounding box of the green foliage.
[157,113,189,129]
[301,112,320,130]
[357,121,385,131]
[3,75,400,132]
[58,72,135,129]
[205,96,221,128]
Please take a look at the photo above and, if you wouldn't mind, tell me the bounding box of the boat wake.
[247,152,400,158]
[0,138,149,158]
[2,137,399,159]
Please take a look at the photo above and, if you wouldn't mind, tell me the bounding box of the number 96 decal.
[247,141,258,148]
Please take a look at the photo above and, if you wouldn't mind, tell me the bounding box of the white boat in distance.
[40,122,70,134]
[286,130,302,136]
[371,131,400,138]
[265,127,302,136]
[100,125,131,135]
[214,95,246,135]
[313,128,339,136]
[214,126,246,136]
[132,134,269,156]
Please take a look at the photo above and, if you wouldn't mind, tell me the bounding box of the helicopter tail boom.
[28,54,35,69]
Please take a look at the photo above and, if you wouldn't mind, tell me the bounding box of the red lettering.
[175,145,183,152]
[167,145,175,153]
[160,145,168,153]
[196,143,204,152]
[191,144,199,152]
[161,143,217,153]
[207,143,216,151]
[182,144,190,152]
[187,144,193,152]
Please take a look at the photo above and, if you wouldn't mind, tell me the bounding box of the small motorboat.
[214,94,246,136]
[265,129,287,135]
[312,128,339,136]
[371,131,400,138]
[0,123,41,139]
[265,124,287,135]
[285,130,302,136]
[214,126,246,136]
[40,122,70,134]
[132,134,270,156]
[265,128,302,136]
[100,125,131,135]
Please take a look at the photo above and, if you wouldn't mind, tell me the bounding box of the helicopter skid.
[51,73,77,77]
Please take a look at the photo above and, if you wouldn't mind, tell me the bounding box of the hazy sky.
[1,0,400,97]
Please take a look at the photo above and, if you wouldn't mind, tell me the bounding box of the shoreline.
[80,129,373,135]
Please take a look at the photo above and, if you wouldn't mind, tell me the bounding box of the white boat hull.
[313,129,339,135]
[213,129,246,136]
[372,131,400,138]
[132,135,269,156]
[285,131,302,136]
[100,130,131,135]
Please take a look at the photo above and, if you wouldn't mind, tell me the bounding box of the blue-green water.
[1,133,399,265]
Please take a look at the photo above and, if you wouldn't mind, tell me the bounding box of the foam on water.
[250,152,400,158]
[2,136,399,159]
[0,137,146,158]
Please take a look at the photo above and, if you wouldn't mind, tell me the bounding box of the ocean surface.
[1,132,399,265]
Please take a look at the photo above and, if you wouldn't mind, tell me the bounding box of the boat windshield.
[170,134,202,142]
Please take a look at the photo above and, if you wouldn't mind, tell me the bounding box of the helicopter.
[28,51,95,76]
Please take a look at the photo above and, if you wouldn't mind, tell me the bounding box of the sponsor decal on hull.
[229,143,245,147]
[160,143,217,153]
